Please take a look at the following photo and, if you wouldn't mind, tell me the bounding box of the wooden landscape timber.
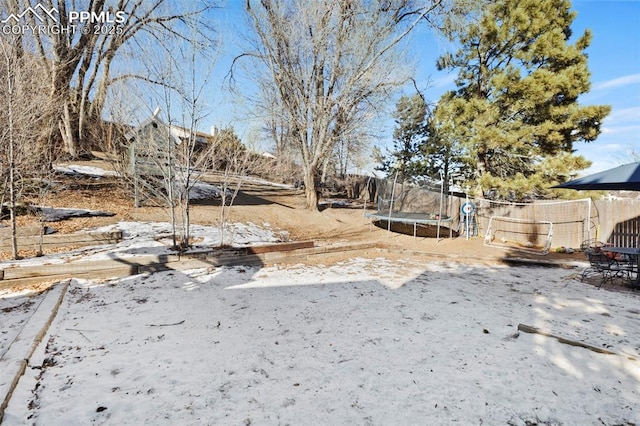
[0,228,122,252]
[0,226,54,238]
[1,238,586,291]
[0,280,71,423]
[517,323,625,357]
[0,241,380,290]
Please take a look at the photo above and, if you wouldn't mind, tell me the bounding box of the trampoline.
[365,211,454,238]
[364,172,455,238]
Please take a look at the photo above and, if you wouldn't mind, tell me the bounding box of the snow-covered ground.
[1,231,640,424]
[0,221,288,270]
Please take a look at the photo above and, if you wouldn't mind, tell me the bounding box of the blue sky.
[569,0,640,174]
[206,1,640,176]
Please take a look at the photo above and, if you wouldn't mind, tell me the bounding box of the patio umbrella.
[553,162,640,191]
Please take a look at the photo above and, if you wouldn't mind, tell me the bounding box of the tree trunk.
[8,133,19,260]
[6,57,19,260]
[303,166,319,211]
[60,102,78,158]
[475,146,489,197]
[320,157,330,186]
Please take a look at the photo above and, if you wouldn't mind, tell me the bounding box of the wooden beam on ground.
[0,225,49,238]
[0,241,381,289]
[0,280,71,423]
[517,323,617,355]
[186,241,315,259]
[0,266,140,290]
[2,253,179,280]
[246,241,314,254]
[0,231,122,251]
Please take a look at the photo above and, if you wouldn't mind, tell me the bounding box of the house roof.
[125,115,213,146]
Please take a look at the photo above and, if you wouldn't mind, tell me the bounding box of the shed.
[125,112,215,207]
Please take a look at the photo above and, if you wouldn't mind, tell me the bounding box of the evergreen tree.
[422,101,469,192]
[376,94,429,182]
[435,0,610,200]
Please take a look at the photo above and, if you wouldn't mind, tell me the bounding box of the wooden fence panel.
[593,199,640,247]
[469,198,639,250]
[474,198,591,249]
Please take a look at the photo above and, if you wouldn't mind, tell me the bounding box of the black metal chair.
[580,239,634,288]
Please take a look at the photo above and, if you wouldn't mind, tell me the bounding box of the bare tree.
[162,27,219,250]
[110,15,227,250]
[196,130,267,246]
[2,0,217,158]
[0,36,53,259]
[241,0,446,210]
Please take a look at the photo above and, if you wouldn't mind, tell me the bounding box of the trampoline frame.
[363,172,454,238]
[364,211,454,238]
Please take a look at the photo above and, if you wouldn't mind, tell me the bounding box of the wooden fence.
[473,198,592,249]
[592,199,640,247]
[372,179,640,250]
[471,197,640,249]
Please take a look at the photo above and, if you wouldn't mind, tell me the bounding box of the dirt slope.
[2,161,585,267]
